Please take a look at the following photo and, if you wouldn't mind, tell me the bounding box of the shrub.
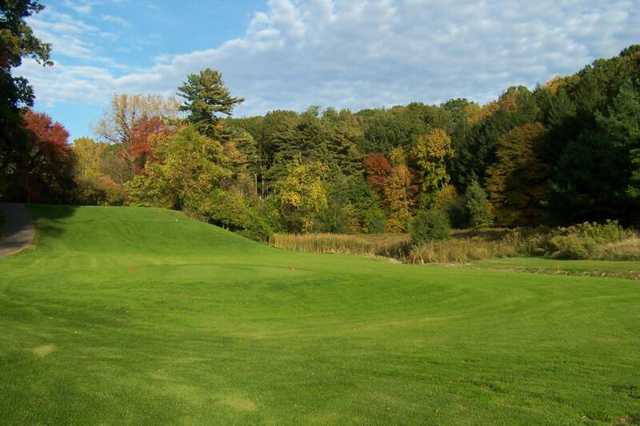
[507,220,633,260]
[409,209,450,244]
[548,235,596,259]
[75,176,126,206]
[363,206,386,234]
[435,185,467,228]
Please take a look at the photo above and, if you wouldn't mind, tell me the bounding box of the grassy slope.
[1,206,639,425]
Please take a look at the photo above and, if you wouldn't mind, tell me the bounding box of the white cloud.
[101,14,130,28]
[18,0,640,116]
[61,0,93,15]
[27,6,126,69]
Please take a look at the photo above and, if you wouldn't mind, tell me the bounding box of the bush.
[548,235,596,259]
[506,220,633,260]
[409,209,450,244]
[75,176,126,206]
[363,206,386,234]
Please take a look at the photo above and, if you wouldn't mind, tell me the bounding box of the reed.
[408,237,520,264]
[270,233,411,257]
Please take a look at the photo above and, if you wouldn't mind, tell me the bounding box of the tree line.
[2,2,639,240]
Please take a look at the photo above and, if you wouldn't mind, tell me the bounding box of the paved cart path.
[0,203,35,257]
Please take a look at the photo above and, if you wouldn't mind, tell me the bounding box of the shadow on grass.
[28,204,79,242]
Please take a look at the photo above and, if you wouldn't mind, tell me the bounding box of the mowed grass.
[1,206,640,425]
[474,257,640,280]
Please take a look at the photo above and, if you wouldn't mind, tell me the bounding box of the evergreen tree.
[178,68,243,136]
[464,180,493,229]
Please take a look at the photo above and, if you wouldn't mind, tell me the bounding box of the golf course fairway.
[1,205,639,425]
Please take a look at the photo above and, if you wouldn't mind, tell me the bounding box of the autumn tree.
[178,68,243,136]
[412,128,454,208]
[96,94,178,146]
[128,115,170,171]
[95,94,178,177]
[486,122,549,226]
[364,153,391,194]
[21,110,75,202]
[73,137,105,179]
[126,127,230,211]
[274,157,328,233]
[383,147,413,232]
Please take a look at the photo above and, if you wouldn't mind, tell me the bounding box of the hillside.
[1,206,639,424]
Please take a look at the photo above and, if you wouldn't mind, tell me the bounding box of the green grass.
[1,205,639,425]
[474,257,640,280]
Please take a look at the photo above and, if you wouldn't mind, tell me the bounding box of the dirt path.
[0,203,35,257]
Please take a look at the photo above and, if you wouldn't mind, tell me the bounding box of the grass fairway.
[1,206,639,425]
[474,258,640,280]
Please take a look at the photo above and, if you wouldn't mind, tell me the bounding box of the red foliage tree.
[127,115,168,171]
[364,153,391,193]
[22,110,75,202]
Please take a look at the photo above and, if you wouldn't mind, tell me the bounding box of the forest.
[2,3,640,243]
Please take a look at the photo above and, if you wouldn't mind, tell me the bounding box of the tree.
[384,147,413,232]
[73,137,106,179]
[412,128,454,208]
[0,0,51,200]
[0,0,51,107]
[595,79,640,202]
[178,68,243,135]
[449,86,540,190]
[95,94,178,178]
[274,157,328,233]
[72,137,115,205]
[126,126,231,211]
[464,180,493,228]
[364,153,391,193]
[21,110,75,202]
[96,94,178,146]
[128,115,170,171]
[486,122,549,226]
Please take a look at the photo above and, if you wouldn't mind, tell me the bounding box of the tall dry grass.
[271,223,640,264]
[594,238,640,260]
[269,233,411,257]
[408,237,521,264]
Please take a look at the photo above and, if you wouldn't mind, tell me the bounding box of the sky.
[18,0,640,141]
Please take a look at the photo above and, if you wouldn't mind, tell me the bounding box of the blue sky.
[19,0,640,141]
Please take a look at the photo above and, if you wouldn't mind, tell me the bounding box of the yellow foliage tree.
[73,137,106,179]
[384,147,413,232]
[412,128,454,208]
[276,157,328,233]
